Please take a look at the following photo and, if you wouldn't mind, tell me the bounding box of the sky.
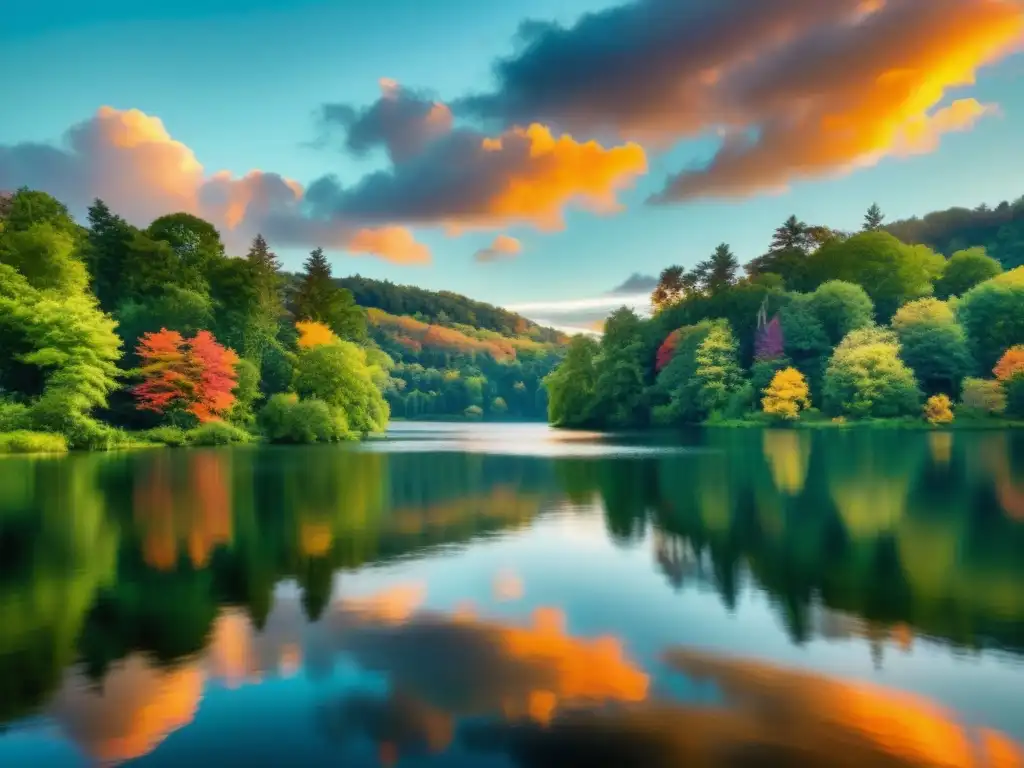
[1,0,1023,332]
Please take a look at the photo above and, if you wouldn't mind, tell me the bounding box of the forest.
[0,188,565,453]
[546,200,1024,429]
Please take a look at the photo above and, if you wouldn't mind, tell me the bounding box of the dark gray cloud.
[456,0,1020,201]
[318,80,454,164]
[304,84,646,231]
[608,273,658,295]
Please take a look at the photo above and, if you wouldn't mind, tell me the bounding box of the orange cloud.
[474,234,523,262]
[460,0,1023,202]
[0,106,433,264]
[347,225,432,265]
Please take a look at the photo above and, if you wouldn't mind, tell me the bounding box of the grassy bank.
[0,431,69,455]
[703,416,1024,431]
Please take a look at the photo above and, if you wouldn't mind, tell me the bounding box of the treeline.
[886,194,1024,270]
[334,274,565,342]
[0,188,563,451]
[547,205,1024,429]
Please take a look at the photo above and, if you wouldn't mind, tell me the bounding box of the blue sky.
[2,0,1023,328]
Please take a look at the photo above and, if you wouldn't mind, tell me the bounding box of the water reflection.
[0,426,1022,765]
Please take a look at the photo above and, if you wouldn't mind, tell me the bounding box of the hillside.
[885,194,1024,269]
[337,275,566,343]
[324,276,570,421]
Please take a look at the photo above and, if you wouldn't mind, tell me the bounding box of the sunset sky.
[2,0,1023,331]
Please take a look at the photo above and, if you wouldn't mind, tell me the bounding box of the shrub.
[144,426,189,447]
[924,394,954,426]
[762,367,811,421]
[464,405,484,420]
[724,382,755,419]
[959,378,1006,418]
[1005,374,1024,419]
[0,431,68,454]
[187,421,252,446]
[259,393,350,444]
[823,327,921,418]
[0,401,31,432]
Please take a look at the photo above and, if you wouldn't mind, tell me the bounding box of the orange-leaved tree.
[296,320,338,349]
[994,345,1024,382]
[134,328,240,424]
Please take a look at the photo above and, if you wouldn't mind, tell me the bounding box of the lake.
[1,423,1023,767]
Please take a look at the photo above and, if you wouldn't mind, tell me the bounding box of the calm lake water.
[2,423,1024,767]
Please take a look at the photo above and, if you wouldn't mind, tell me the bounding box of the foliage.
[296,320,338,349]
[805,281,874,346]
[143,426,189,447]
[0,430,68,454]
[545,335,599,427]
[957,268,1024,370]
[762,368,811,421]
[656,330,681,372]
[924,394,954,426]
[592,308,649,427]
[935,248,1002,299]
[258,393,350,443]
[959,378,1006,418]
[229,359,262,427]
[805,232,943,321]
[886,195,1024,269]
[823,327,921,418]
[187,421,252,445]
[293,248,366,342]
[0,223,88,296]
[693,321,743,416]
[1005,374,1024,419]
[294,340,389,434]
[0,264,122,444]
[754,314,784,361]
[0,401,31,432]
[993,345,1024,382]
[338,274,563,341]
[464,405,484,420]
[133,329,240,425]
[891,298,973,397]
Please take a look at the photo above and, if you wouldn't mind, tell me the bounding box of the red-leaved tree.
[656,330,681,373]
[134,329,240,424]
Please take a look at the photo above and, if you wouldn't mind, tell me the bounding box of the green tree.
[823,327,921,418]
[863,203,885,232]
[935,247,1003,299]
[146,212,223,293]
[0,264,122,444]
[891,298,973,397]
[696,243,740,295]
[294,247,366,341]
[779,294,831,398]
[592,308,648,427]
[0,223,88,296]
[83,199,136,312]
[545,335,598,427]
[805,232,944,321]
[957,267,1024,370]
[294,339,389,434]
[0,189,79,235]
[694,321,743,415]
[771,215,810,253]
[806,280,874,346]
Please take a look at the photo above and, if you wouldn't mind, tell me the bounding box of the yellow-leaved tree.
[924,394,954,426]
[296,320,338,349]
[762,367,810,421]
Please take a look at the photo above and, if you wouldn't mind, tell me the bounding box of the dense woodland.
[0,188,565,452]
[546,200,1024,429]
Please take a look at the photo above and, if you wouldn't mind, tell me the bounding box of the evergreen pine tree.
[770,215,810,252]
[294,247,366,341]
[863,203,885,232]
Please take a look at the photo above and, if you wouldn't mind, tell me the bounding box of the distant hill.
[280,274,570,421]
[885,194,1024,269]
[336,275,567,343]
